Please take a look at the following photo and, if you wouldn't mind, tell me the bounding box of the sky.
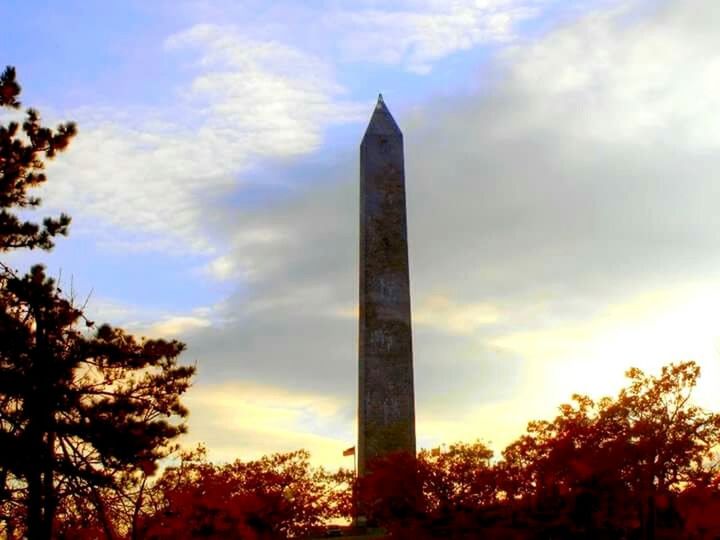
[2,0,720,468]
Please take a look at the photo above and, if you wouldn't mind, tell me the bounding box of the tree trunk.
[91,485,116,540]
[26,318,54,540]
[40,432,57,540]
[646,493,656,540]
[130,475,147,540]
[25,449,44,540]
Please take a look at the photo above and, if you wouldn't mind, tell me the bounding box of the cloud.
[39,25,362,253]
[330,0,548,73]
[202,255,237,281]
[81,297,220,342]
[502,0,720,146]
[164,0,604,75]
[414,295,502,334]
[146,315,213,338]
[198,225,293,282]
[334,295,502,335]
[183,382,353,467]
[176,0,720,460]
[165,25,362,156]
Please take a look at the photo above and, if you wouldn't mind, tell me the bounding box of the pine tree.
[0,67,195,539]
[0,66,75,252]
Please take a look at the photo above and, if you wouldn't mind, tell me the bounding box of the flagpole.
[353,448,358,528]
[342,445,359,528]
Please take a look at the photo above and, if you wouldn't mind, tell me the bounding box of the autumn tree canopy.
[137,447,343,539]
[350,361,720,540]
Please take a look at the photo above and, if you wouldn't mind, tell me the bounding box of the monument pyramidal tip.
[358,94,416,478]
[363,94,402,136]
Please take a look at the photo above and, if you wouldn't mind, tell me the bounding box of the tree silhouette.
[0,266,194,539]
[0,66,74,252]
[0,67,195,540]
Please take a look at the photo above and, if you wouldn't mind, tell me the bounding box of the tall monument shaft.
[358,95,416,477]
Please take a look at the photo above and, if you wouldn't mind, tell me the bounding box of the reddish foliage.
[138,448,341,539]
[342,361,720,540]
[358,451,423,529]
[677,480,720,539]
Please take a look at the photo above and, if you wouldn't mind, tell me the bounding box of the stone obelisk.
[358,95,416,477]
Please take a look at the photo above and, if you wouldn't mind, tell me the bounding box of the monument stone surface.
[358,95,416,477]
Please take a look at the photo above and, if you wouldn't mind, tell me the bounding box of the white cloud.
[146,315,213,338]
[203,255,237,281]
[160,0,580,75]
[199,225,292,282]
[82,297,221,341]
[40,25,362,253]
[166,25,362,156]
[329,0,552,73]
[503,1,720,146]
